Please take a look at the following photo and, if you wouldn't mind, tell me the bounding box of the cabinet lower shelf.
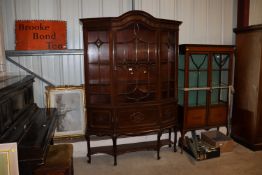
[87,139,175,165]
[90,139,172,155]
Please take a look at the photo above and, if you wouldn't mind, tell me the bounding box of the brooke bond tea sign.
[15,20,67,50]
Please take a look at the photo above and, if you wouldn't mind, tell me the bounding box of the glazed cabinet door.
[85,31,111,105]
[114,23,158,104]
[159,31,177,100]
[181,52,209,129]
[159,30,178,126]
[84,30,113,132]
[208,52,233,126]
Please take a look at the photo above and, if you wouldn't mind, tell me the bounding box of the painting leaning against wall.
[45,85,86,141]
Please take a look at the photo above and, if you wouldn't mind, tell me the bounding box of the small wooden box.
[201,131,235,153]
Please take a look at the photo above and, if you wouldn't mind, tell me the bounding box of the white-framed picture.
[0,142,19,175]
[46,85,86,140]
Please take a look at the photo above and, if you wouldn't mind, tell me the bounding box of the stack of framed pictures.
[45,85,86,141]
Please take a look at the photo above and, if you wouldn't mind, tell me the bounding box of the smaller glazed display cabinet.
[178,44,234,149]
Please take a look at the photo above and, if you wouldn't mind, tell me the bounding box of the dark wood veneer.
[81,10,181,165]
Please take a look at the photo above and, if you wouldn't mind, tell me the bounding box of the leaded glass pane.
[212,54,229,69]
[189,54,208,70]
[188,90,207,106]
[189,71,208,87]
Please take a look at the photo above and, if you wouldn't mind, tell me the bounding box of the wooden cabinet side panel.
[234,32,260,117]
[256,31,262,142]
[232,31,261,143]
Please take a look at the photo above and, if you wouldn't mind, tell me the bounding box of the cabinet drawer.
[185,107,206,129]
[208,105,227,126]
[116,107,159,131]
[89,110,113,130]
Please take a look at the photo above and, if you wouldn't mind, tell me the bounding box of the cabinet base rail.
[86,131,177,165]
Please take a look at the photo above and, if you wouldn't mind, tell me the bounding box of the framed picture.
[46,85,86,140]
[0,143,19,175]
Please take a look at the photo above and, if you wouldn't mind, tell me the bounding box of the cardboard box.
[201,131,235,153]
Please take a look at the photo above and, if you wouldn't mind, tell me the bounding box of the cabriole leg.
[174,127,177,152]
[168,128,172,147]
[112,135,117,166]
[157,131,162,160]
[180,131,185,154]
[86,134,91,163]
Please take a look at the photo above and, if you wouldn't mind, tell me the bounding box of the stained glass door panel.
[87,31,111,104]
[188,54,208,107]
[211,53,230,105]
[114,24,158,104]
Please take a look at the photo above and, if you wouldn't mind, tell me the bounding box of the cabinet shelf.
[90,139,171,156]
[88,62,110,65]
[89,92,110,95]
[117,91,156,96]
[116,61,157,65]
[88,80,111,85]
[116,80,157,84]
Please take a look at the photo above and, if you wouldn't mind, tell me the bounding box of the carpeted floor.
[74,144,262,175]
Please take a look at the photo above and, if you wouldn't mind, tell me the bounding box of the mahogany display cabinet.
[231,25,262,151]
[80,11,182,165]
[178,44,234,150]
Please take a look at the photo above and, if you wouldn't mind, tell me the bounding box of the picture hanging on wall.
[46,85,86,140]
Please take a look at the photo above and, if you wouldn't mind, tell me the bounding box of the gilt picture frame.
[0,143,19,175]
[46,85,86,140]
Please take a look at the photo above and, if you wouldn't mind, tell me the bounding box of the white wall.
[135,0,237,45]
[249,0,262,25]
